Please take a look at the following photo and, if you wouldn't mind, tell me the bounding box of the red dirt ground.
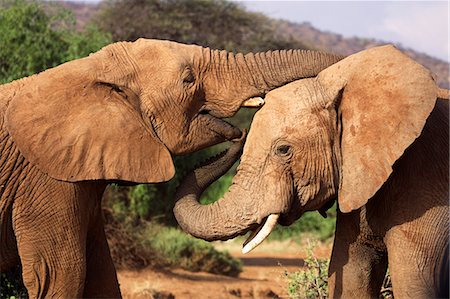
[117,240,332,299]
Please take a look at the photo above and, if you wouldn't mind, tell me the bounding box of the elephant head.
[3,39,342,183]
[174,45,443,252]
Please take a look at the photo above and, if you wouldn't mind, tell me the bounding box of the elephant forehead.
[130,39,200,69]
[248,103,300,146]
[248,87,326,149]
[252,103,289,134]
[265,78,318,110]
[243,108,281,155]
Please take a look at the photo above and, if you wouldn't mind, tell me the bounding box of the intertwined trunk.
[175,47,343,241]
[174,133,258,241]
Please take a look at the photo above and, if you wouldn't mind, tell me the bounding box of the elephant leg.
[385,221,448,299]
[83,200,121,298]
[328,208,387,298]
[13,180,90,298]
[386,251,432,299]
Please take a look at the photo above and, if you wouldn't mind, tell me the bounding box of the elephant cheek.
[265,174,300,226]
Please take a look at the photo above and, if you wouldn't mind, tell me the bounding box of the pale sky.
[238,1,449,61]
[66,0,449,61]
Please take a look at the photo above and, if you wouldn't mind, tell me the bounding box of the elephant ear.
[5,60,175,183]
[320,45,439,213]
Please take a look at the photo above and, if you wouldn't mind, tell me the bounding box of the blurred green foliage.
[0,0,110,84]
[96,0,308,52]
[104,201,242,276]
[270,204,337,242]
[145,225,242,277]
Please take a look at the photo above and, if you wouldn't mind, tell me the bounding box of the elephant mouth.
[241,188,298,253]
[242,214,280,254]
[278,197,337,226]
[241,208,301,253]
[279,212,300,226]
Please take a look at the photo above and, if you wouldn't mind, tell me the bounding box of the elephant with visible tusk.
[0,38,342,298]
[174,45,449,298]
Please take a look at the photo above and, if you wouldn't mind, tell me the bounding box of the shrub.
[103,209,242,277]
[128,184,159,219]
[285,240,394,299]
[142,224,242,277]
[285,240,329,299]
[104,207,162,270]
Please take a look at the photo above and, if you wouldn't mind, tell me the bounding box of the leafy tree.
[0,0,111,83]
[96,0,308,52]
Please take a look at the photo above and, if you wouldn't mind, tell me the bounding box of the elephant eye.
[183,70,195,84]
[276,144,292,156]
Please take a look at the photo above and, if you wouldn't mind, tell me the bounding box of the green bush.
[144,225,242,276]
[285,241,394,299]
[103,209,242,277]
[0,0,111,84]
[285,240,329,299]
[128,184,158,219]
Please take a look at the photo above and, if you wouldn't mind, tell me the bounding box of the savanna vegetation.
[0,0,336,298]
[284,241,393,299]
[0,0,110,83]
[285,241,330,299]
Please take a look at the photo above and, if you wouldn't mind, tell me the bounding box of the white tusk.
[242,214,279,254]
[241,97,265,108]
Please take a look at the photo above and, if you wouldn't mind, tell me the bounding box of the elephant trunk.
[174,132,258,241]
[242,49,344,93]
[202,48,344,117]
